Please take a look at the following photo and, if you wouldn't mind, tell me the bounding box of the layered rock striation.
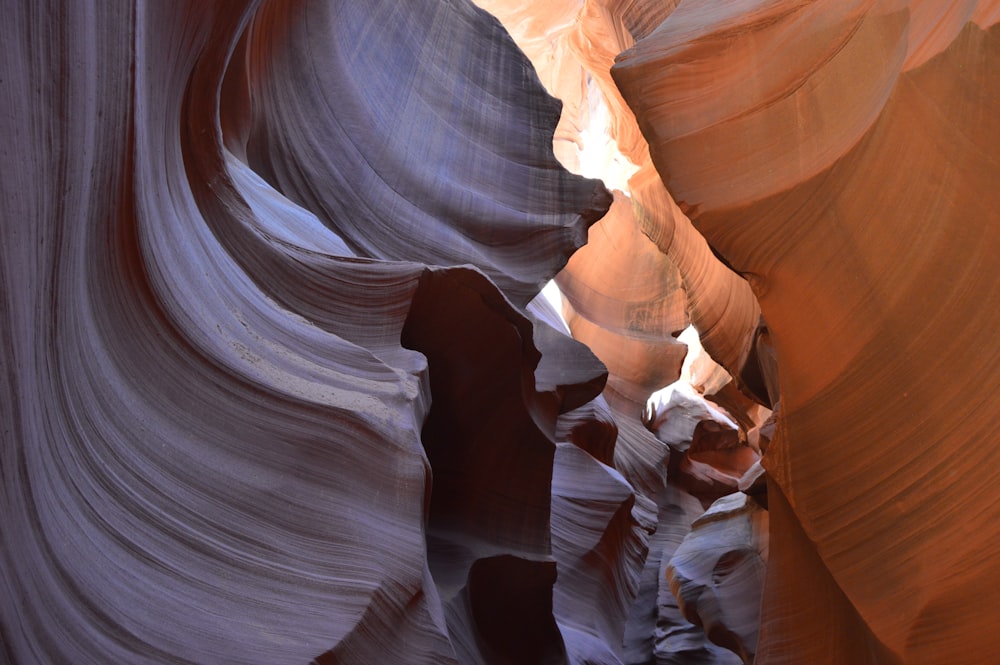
[1,1,614,662]
[3,1,999,664]
[614,1,1000,663]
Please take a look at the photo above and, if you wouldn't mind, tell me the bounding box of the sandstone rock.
[0,1,609,662]
[622,486,743,665]
[617,2,1000,662]
[8,0,1000,663]
[551,443,644,665]
[243,0,610,307]
[667,493,769,665]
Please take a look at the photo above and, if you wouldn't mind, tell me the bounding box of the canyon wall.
[2,1,998,664]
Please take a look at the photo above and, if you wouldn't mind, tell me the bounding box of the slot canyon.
[2,1,999,663]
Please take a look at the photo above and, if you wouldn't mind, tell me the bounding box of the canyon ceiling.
[2,1,999,664]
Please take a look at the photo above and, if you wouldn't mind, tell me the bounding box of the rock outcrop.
[615,1,1000,663]
[1,1,612,662]
[3,1,999,664]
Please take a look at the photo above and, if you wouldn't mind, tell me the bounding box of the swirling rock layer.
[616,2,1000,663]
[7,0,1000,664]
[0,1,611,663]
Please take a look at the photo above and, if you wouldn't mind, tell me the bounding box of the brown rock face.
[4,0,1000,664]
[615,2,1000,663]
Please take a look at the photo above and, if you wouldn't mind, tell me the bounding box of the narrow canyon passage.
[1,2,998,665]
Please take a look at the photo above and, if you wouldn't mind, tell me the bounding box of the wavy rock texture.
[473,4,771,663]
[619,388,760,665]
[616,1,1000,663]
[473,0,762,396]
[528,294,651,665]
[667,492,769,665]
[8,0,1000,663]
[649,390,759,508]
[558,192,690,408]
[241,0,610,307]
[0,0,613,663]
[623,485,744,665]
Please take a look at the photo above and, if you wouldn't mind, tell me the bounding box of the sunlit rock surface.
[615,1,1000,663]
[4,0,1000,663]
[474,0,762,401]
[558,192,690,408]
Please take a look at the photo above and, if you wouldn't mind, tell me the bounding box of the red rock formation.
[477,6,773,662]
[558,192,691,408]
[474,0,762,400]
[616,2,1000,663]
[7,0,1000,663]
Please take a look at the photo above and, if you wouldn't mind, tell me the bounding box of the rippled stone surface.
[6,1,1000,663]
[667,492,768,665]
[0,1,609,662]
[616,2,1000,663]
